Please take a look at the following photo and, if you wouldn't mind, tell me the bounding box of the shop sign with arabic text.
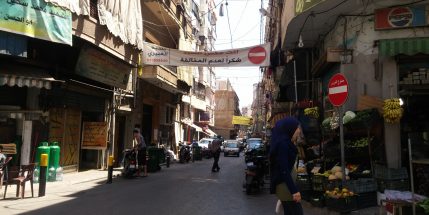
[142,43,270,67]
[0,0,72,45]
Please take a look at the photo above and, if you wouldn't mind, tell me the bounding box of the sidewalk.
[0,169,121,215]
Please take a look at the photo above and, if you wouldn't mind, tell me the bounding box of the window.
[90,0,98,20]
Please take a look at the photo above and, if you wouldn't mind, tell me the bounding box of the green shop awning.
[380,38,429,57]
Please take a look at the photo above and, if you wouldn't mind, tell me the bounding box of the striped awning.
[204,128,217,136]
[379,37,429,57]
[181,119,203,132]
[0,71,57,89]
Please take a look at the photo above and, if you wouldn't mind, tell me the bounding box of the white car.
[223,140,240,157]
[199,138,214,158]
[198,138,214,149]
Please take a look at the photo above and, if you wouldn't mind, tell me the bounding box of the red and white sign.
[328,73,348,107]
[248,46,267,64]
[142,42,270,67]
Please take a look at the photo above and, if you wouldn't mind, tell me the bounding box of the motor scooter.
[244,155,267,194]
[179,143,192,163]
[122,149,138,178]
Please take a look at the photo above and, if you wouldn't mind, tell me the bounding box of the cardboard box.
[420,75,427,80]
[414,80,421,84]
[413,72,420,76]
[403,77,412,81]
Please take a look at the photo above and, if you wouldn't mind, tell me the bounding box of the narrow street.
[3,155,279,215]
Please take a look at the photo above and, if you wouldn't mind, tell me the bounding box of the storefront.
[379,38,429,197]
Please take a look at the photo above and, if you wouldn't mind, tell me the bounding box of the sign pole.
[327,73,349,184]
[339,106,346,184]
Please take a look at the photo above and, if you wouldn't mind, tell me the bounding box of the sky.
[213,0,267,109]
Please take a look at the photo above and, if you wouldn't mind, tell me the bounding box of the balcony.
[140,65,181,93]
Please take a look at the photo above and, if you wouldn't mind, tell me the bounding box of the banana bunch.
[304,107,319,119]
[383,98,403,123]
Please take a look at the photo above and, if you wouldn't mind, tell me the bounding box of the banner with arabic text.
[0,0,72,45]
[143,42,270,67]
[232,116,253,125]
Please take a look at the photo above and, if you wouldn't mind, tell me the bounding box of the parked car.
[245,138,263,151]
[199,138,214,158]
[223,140,240,157]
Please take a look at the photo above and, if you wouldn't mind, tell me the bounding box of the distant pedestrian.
[133,128,147,177]
[269,117,304,215]
[209,136,222,172]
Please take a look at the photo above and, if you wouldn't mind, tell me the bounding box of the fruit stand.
[299,107,383,211]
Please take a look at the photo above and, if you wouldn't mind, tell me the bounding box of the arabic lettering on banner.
[232,116,253,125]
[0,0,72,45]
[143,42,270,67]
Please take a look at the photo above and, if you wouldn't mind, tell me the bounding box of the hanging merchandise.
[342,111,356,125]
[382,98,403,123]
[304,107,319,119]
[330,111,340,130]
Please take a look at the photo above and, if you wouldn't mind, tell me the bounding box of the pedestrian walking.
[269,117,304,215]
[209,136,222,172]
[133,128,148,177]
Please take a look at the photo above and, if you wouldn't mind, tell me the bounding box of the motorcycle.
[244,155,268,194]
[179,143,192,163]
[122,149,138,178]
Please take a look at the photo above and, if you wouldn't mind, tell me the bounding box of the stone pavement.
[0,157,384,215]
[1,169,122,214]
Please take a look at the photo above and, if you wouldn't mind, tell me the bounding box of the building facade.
[214,79,240,139]
[263,0,429,197]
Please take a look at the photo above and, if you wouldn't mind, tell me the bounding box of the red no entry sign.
[248,46,267,64]
[328,73,348,106]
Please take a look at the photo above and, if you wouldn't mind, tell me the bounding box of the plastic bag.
[275,199,283,214]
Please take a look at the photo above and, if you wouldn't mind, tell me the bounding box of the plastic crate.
[377,179,410,192]
[312,175,327,191]
[312,175,327,184]
[326,196,357,213]
[374,165,408,180]
[345,178,378,194]
[356,192,377,209]
[310,196,325,208]
[297,175,312,191]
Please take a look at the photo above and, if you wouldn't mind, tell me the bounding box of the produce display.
[345,137,373,148]
[325,187,355,199]
[315,165,351,181]
[383,98,403,123]
[304,107,319,119]
[343,111,356,124]
[348,109,375,125]
[418,199,429,214]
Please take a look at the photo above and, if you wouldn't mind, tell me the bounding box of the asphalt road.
[23,153,279,215]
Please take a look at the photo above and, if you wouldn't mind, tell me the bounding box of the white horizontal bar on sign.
[248,53,266,57]
[329,85,347,94]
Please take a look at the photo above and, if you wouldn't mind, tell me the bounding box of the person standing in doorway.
[133,128,147,177]
[269,117,304,215]
[209,136,222,172]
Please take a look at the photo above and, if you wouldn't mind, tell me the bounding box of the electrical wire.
[157,0,177,46]
[225,0,234,49]
[232,0,249,35]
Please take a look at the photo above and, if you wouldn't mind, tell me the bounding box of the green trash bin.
[147,147,161,172]
[193,146,202,161]
[35,142,50,169]
[49,142,60,169]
